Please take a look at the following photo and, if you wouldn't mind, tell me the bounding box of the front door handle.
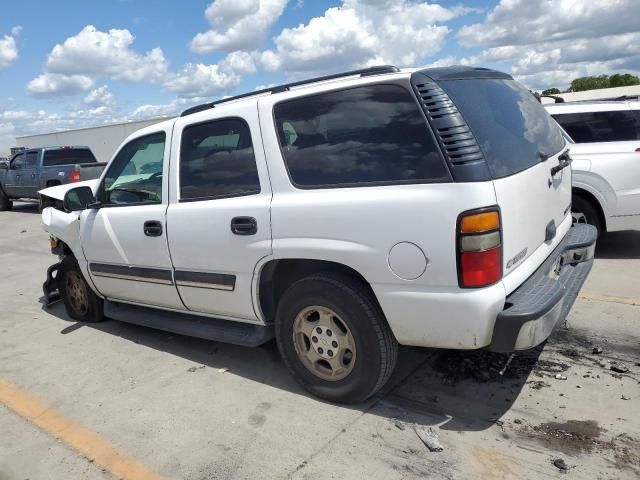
[231,216,257,235]
[143,220,163,237]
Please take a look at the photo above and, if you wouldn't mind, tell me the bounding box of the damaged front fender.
[41,205,82,257]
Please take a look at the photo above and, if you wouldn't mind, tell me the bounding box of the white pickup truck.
[546,100,640,234]
[39,66,597,403]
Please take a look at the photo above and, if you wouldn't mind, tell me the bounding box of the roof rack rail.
[180,65,399,117]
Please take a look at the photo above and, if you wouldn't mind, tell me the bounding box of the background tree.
[567,74,640,92]
[542,87,561,95]
[608,73,640,88]
[569,75,610,92]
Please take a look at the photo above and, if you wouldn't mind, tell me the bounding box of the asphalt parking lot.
[1,201,639,480]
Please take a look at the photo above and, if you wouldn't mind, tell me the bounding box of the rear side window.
[180,118,260,201]
[439,79,565,179]
[274,84,449,188]
[552,110,640,143]
[43,148,96,166]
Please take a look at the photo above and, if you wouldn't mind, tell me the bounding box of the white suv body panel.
[546,101,640,231]
[39,67,595,352]
[166,99,272,322]
[495,153,572,295]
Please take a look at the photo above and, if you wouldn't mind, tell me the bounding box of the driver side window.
[11,153,26,169]
[98,132,166,206]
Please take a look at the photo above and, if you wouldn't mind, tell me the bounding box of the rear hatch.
[438,77,571,293]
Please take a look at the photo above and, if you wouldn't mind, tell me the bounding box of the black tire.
[59,256,104,323]
[572,195,602,237]
[275,273,398,403]
[0,189,12,211]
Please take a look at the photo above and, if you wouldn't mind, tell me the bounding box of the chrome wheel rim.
[292,305,357,382]
[572,210,588,225]
[66,271,88,316]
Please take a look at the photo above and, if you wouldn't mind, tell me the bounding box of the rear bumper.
[489,224,597,352]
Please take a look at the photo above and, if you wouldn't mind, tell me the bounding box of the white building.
[14,117,170,163]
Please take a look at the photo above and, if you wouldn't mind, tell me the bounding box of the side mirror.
[0,161,8,169]
[63,186,97,211]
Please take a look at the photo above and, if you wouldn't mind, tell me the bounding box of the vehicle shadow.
[41,298,541,433]
[595,230,640,260]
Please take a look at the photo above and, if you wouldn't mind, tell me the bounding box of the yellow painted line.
[579,292,640,307]
[0,378,163,480]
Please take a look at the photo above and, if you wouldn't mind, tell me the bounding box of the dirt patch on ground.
[431,347,544,385]
[526,420,605,454]
[612,433,640,475]
[515,419,640,474]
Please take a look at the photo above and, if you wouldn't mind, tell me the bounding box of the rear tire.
[59,256,104,323]
[275,273,398,403]
[0,189,12,211]
[572,196,602,237]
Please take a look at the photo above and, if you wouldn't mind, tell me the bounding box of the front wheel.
[275,273,398,403]
[59,256,104,323]
[0,189,12,211]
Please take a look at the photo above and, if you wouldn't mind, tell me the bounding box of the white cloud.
[130,97,206,119]
[222,50,257,75]
[457,0,640,90]
[0,110,32,120]
[190,0,288,53]
[0,105,129,151]
[0,29,19,69]
[164,51,256,98]
[424,55,457,68]
[84,85,115,108]
[457,0,640,47]
[0,122,16,156]
[45,25,169,83]
[260,0,470,74]
[26,73,95,96]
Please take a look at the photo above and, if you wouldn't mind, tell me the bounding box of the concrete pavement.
[1,201,638,479]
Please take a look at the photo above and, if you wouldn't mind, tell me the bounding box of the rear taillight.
[635,147,640,152]
[69,169,80,183]
[457,207,502,288]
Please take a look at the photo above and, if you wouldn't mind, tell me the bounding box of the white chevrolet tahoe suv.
[39,66,597,403]
[546,100,640,234]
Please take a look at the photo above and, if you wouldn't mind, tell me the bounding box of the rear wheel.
[572,196,602,237]
[59,256,104,323]
[0,189,12,211]
[275,273,397,403]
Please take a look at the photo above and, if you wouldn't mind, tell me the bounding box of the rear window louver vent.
[415,81,484,167]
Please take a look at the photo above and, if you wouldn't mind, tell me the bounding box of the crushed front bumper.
[42,261,62,307]
[489,224,597,352]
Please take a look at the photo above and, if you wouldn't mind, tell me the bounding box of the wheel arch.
[256,258,381,324]
[572,186,608,232]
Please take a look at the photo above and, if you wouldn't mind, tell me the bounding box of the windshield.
[439,78,565,178]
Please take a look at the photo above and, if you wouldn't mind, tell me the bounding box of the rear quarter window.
[552,110,640,143]
[179,118,260,201]
[43,149,96,166]
[273,84,450,188]
[439,79,566,179]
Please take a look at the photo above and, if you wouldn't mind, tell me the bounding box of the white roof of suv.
[545,99,640,115]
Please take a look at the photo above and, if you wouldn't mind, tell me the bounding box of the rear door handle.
[231,216,257,235]
[143,220,163,237]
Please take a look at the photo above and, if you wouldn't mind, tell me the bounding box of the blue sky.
[1,0,639,155]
